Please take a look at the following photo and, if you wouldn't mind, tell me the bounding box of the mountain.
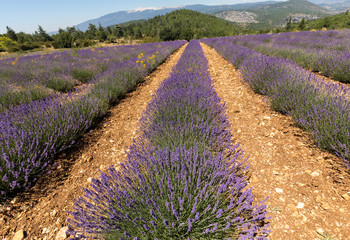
[74,0,332,31]
[309,0,350,12]
[295,11,350,29]
[74,1,279,31]
[130,9,246,41]
[220,0,331,29]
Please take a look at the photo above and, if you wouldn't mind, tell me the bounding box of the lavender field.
[1,30,349,239]
[216,30,350,83]
[0,41,185,197]
[67,40,269,239]
[202,32,350,168]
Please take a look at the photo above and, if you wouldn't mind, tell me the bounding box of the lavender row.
[0,41,185,197]
[67,40,269,239]
[202,38,350,167]
[223,30,350,83]
[0,42,175,111]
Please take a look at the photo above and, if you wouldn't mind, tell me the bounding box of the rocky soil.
[201,42,350,240]
[0,44,187,240]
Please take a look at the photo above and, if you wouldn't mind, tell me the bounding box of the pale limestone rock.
[12,229,24,240]
[55,226,69,240]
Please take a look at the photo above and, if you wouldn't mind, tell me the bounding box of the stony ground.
[1,42,349,240]
[0,44,187,240]
[201,43,350,240]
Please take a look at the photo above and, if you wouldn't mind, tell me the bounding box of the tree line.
[1,9,254,52]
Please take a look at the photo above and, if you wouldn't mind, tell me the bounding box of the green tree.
[323,17,331,28]
[35,25,52,41]
[286,17,292,31]
[0,36,16,51]
[86,23,97,39]
[97,23,107,42]
[53,28,74,48]
[134,28,143,39]
[6,26,17,41]
[180,28,193,41]
[113,25,124,38]
[159,28,176,41]
[298,18,306,30]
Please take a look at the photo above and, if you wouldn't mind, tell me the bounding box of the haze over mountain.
[74,0,334,31]
[309,0,350,12]
[74,1,280,31]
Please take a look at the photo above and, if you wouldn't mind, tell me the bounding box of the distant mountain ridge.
[74,0,332,31]
[74,1,280,31]
[309,0,350,12]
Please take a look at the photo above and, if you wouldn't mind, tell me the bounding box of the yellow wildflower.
[143,64,146,68]
[12,61,16,65]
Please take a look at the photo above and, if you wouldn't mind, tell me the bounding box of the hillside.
[294,11,350,29]
[74,0,331,32]
[118,9,247,41]
[233,0,331,29]
[309,0,350,12]
[74,1,279,31]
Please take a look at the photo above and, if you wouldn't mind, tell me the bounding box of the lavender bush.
[67,40,269,239]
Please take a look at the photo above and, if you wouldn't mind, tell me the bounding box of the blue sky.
[0,0,268,34]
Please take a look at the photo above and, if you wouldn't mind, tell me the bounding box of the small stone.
[109,140,114,143]
[321,203,330,210]
[55,226,69,240]
[339,208,345,212]
[12,229,24,240]
[50,210,57,216]
[305,170,312,174]
[342,193,350,200]
[291,212,299,218]
[310,171,320,177]
[85,156,93,162]
[275,188,283,193]
[297,183,305,187]
[296,202,304,209]
[250,175,258,183]
[317,228,324,234]
[273,170,279,175]
[87,177,93,183]
[263,116,271,120]
[99,165,108,172]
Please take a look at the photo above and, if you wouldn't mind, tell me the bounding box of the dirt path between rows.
[0,43,188,240]
[201,43,350,239]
